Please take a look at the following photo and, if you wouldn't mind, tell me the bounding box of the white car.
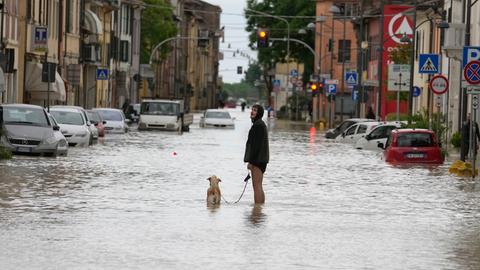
[336,121,382,144]
[93,108,128,134]
[51,105,98,142]
[200,109,235,128]
[354,122,403,150]
[47,113,69,156]
[49,108,92,147]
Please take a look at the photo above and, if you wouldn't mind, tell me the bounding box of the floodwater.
[1,108,480,269]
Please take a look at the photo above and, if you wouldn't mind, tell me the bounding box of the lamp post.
[245,8,290,118]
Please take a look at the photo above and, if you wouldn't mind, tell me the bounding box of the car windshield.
[96,110,123,121]
[2,107,49,127]
[87,111,101,122]
[50,110,85,125]
[397,133,434,147]
[141,102,179,116]
[205,111,231,119]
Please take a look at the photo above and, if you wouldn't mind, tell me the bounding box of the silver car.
[0,104,69,157]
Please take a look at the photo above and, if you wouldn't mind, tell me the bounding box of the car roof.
[141,99,181,104]
[93,108,122,112]
[51,105,86,110]
[206,109,230,113]
[1,103,45,109]
[49,107,83,113]
[393,128,432,134]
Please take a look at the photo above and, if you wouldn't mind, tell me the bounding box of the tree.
[245,0,315,107]
[243,62,262,86]
[140,0,178,64]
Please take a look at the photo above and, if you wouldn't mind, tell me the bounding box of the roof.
[1,103,44,109]
[92,108,123,112]
[393,128,432,133]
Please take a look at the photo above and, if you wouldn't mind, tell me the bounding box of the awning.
[25,62,66,102]
[84,9,103,35]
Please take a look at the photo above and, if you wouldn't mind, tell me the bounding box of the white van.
[138,99,193,132]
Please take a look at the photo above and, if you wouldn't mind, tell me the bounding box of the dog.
[206,175,222,205]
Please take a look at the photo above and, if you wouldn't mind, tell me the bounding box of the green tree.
[245,0,315,107]
[140,0,178,64]
[243,62,262,86]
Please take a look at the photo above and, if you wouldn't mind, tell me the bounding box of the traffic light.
[257,29,269,48]
[311,82,318,96]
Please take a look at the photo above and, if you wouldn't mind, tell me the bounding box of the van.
[138,99,193,131]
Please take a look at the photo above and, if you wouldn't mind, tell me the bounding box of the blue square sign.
[345,72,358,85]
[96,69,109,80]
[418,54,439,74]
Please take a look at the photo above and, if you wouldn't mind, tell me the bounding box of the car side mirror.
[365,134,371,140]
[377,142,384,149]
[53,125,60,131]
[342,132,346,138]
[103,120,107,124]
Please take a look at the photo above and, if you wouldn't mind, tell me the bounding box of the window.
[357,125,367,134]
[338,39,351,63]
[345,125,357,136]
[396,133,433,147]
[120,40,129,62]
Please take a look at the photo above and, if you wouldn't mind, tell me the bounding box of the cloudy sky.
[204,0,256,83]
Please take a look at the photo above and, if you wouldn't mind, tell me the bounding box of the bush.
[451,132,461,148]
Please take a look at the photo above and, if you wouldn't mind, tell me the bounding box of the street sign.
[429,75,449,95]
[325,79,338,85]
[326,84,337,95]
[345,72,358,85]
[412,86,422,97]
[96,68,109,80]
[290,69,298,77]
[32,26,48,52]
[387,64,410,91]
[463,46,480,68]
[419,54,440,74]
[352,90,358,101]
[466,86,480,94]
[273,79,281,92]
[464,60,480,85]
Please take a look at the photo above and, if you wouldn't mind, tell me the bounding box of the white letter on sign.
[467,49,480,63]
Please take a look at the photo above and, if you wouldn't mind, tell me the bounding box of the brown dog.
[206,175,222,205]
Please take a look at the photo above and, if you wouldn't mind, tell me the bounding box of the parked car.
[138,99,193,132]
[0,104,68,156]
[336,121,382,144]
[93,108,128,134]
[199,109,235,128]
[47,113,69,156]
[87,110,106,137]
[51,105,98,142]
[378,129,444,164]
[124,103,140,123]
[49,107,92,147]
[355,122,403,150]
[325,118,375,139]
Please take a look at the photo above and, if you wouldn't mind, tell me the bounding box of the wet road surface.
[1,108,480,269]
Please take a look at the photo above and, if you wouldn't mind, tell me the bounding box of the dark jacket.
[462,120,480,143]
[244,106,269,164]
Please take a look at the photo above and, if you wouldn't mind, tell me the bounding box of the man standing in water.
[244,104,269,204]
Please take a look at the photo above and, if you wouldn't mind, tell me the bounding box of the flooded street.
[1,108,480,269]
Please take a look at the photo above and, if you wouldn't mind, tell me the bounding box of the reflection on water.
[1,109,480,269]
[246,204,267,227]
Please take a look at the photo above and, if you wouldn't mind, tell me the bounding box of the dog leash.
[221,174,251,204]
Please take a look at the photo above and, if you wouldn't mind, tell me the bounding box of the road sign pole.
[473,105,477,179]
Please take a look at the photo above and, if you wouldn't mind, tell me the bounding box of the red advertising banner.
[381,5,414,119]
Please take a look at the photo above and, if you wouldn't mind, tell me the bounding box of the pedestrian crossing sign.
[96,68,109,80]
[345,72,358,85]
[419,54,439,74]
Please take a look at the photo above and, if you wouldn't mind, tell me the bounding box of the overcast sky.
[204,0,256,83]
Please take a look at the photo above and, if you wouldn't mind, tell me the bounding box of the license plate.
[406,153,425,159]
[16,147,32,153]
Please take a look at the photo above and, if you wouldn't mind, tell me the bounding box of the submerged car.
[87,110,106,137]
[93,108,128,134]
[379,129,444,164]
[336,121,382,144]
[355,122,403,150]
[325,118,374,139]
[50,107,92,147]
[0,104,68,156]
[199,109,235,128]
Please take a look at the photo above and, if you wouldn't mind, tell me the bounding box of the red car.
[379,129,444,164]
[87,110,106,137]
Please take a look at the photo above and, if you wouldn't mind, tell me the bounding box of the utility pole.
[377,0,385,120]
[340,5,347,122]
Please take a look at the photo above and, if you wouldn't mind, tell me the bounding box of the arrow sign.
[419,54,439,74]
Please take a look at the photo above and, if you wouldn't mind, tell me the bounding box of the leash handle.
[244,173,251,182]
